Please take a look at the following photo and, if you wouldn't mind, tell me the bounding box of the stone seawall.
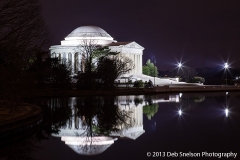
[154,85,240,93]
[34,85,240,97]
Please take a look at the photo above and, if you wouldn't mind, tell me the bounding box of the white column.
[70,53,74,74]
[66,52,68,61]
[140,54,142,74]
[78,53,81,72]
[138,54,140,74]
[138,54,142,74]
[134,54,137,73]
[135,54,137,74]
[131,54,134,74]
[137,54,138,74]
[136,54,139,74]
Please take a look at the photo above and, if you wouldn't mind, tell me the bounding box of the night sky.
[39,0,240,70]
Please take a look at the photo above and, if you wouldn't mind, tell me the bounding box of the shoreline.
[0,85,238,146]
[0,103,42,147]
[34,85,240,97]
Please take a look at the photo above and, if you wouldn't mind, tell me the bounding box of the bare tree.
[75,39,120,89]
[75,39,117,73]
[0,0,50,54]
[96,54,134,89]
[180,67,198,82]
[0,0,51,110]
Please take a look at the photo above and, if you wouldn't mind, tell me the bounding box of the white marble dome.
[67,26,112,38]
[62,25,115,46]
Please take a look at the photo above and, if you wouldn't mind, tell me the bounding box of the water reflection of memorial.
[50,96,145,155]
[48,94,203,155]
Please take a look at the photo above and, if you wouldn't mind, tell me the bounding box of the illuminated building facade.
[50,26,144,74]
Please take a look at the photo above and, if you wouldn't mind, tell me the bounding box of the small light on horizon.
[178,63,182,68]
[225,108,229,117]
[179,93,182,98]
[224,63,229,69]
[178,109,182,116]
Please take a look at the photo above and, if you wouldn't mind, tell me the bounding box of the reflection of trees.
[144,95,153,105]
[76,96,133,137]
[179,95,205,110]
[143,95,158,120]
[72,96,134,155]
[27,96,136,155]
[134,97,143,107]
[143,104,159,120]
[33,97,72,138]
[46,99,72,136]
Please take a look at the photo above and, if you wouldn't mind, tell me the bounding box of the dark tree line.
[0,0,57,111]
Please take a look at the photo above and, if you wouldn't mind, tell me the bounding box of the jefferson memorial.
[50,25,144,74]
[50,25,186,85]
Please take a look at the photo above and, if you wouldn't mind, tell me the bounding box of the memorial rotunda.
[50,25,144,74]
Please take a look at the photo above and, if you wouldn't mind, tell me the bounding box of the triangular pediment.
[123,130,145,140]
[124,41,144,49]
[108,41,144,49]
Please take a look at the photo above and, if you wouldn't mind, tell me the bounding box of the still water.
[1,92,240,159]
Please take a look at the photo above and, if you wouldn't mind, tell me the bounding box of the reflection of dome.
[61,136,115,155]
[67,26,112,38]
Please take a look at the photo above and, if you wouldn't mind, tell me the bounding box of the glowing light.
[178,109,182,115]
[224,63,229,69]
[179,93,182,98]
[178,63,182,68]
[225,109,229,117]
[226,92,228,95]
[224,63,229,85]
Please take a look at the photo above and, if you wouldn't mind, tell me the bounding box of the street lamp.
[176,62,183,80]
[178,62,182,68]
[224,63,229,85]
[152,56,156,87]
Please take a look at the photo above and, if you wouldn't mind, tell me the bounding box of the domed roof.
[61,136,115,155]
[67,26,112,38]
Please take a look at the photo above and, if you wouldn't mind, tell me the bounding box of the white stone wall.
[50,42,144,75]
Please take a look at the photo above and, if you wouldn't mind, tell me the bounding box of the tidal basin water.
[1,92,240,159]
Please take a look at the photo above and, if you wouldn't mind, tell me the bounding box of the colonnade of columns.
[124,53,142,74]
[52,52,82,74]
[48,96,143,131]
[51,52,142,74]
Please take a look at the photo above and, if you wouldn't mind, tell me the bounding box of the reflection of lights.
[176,96,179,102]
[178,109,182,116]
[225,109,229,117]
[226,92,228,95]
[179,93,182,98]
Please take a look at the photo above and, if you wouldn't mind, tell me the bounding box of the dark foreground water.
[1,92,240,159]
